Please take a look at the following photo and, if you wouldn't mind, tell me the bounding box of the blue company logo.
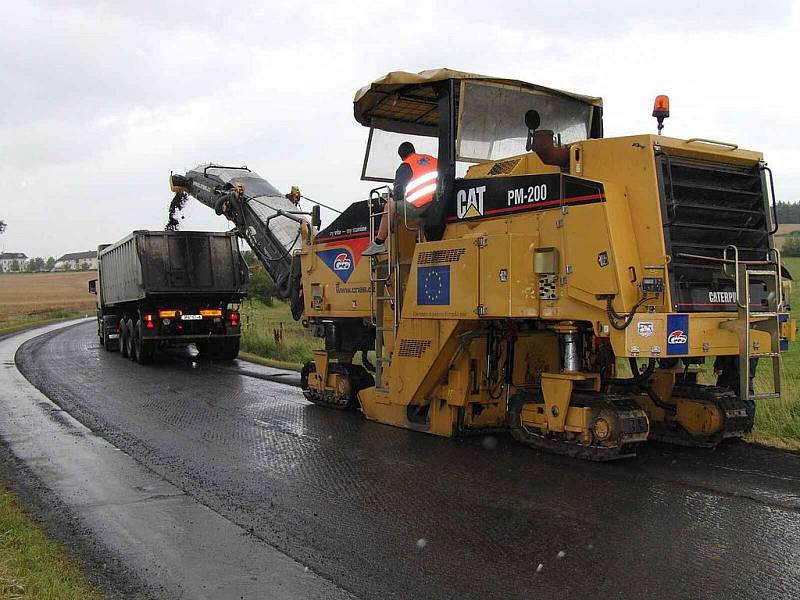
[666,314,689,355]
[333,252,351,271]
[417,265,450,306]
[317,248,355,283]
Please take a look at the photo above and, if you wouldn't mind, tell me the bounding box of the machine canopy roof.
[353,68,602,135]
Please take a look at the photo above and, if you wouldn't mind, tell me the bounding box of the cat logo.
[456,185,486,219]
[709,291,737,303]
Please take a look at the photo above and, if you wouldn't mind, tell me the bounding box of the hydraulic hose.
[606,296,655,331]
[608,358,655,386]
[609,357,676,414]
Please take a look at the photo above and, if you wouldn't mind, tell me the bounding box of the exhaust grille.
[488,159,521,176]
[398,339,432,358]
[657,154,771,311]
[418,248,465,265]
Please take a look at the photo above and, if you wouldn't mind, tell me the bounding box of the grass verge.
[0,311,89,338]
[745,255,800,448]
[239,299,320,369]
[0,487,102,600]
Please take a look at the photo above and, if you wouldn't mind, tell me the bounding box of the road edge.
[1,320,356,600]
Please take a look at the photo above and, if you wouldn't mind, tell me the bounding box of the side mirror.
[88,279,97,294]
[311,205,321,229]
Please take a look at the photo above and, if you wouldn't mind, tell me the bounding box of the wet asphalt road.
[15,322,800,600]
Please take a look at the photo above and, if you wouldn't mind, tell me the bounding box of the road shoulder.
[0,321,354,600]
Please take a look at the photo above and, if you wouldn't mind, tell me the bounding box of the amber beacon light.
[652,95,670,134]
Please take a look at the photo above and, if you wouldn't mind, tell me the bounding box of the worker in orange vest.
[362,142,438,256]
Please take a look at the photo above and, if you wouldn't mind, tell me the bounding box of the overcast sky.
[1,0,798,257]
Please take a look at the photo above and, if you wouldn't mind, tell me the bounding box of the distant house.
[54,251,98,271]
[0,252,29,273]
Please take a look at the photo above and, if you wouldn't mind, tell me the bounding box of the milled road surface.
[14,322,800,599]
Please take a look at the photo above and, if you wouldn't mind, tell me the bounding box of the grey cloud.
[0,0,798,258]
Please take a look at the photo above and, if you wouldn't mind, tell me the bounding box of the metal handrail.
[368,187,393,284]
[767,247,784,309]
[400,200,423,241]
[686,138,739,151]
[676,252,775,266]
[761,164,780,234]
[203,164,250,177]
[368,186,399,336]
[722,245,746,308]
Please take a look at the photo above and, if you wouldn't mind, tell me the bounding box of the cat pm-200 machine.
[171,69,794,460]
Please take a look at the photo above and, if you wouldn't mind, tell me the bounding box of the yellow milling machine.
[174,69,796,460]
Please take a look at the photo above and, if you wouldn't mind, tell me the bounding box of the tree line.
[2,257,58,272]
[777,202,800,224]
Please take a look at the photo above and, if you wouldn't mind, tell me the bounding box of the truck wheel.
[195,340,214,359]
[102,316,119,352]
[120,320,129,358]
[134,321,155,364]
[126,319,137,362]
[217,338,241,361]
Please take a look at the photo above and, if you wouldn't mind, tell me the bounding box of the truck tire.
[120,319,129,358]
[102,316,119,352]
[195,340,214,359]
[217,338,241,361]
[126,319,137,362]
[134,320,155,364]
[196,339,239,361]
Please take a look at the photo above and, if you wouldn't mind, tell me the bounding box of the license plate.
[181,314,203,321]
[108,333,120,339]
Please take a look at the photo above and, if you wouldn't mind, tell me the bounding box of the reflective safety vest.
[402,153,439,207]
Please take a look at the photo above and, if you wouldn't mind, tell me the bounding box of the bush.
[249,269,277,306]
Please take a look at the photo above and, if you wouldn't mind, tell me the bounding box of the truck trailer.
[90,230,248,364]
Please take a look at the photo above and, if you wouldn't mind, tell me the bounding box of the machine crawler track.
[300,362,373,410]
[649,384,752,448]
[508,393,650,461]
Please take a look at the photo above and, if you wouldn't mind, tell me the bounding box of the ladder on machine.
[368,187,400,392]
[723,245,784,402]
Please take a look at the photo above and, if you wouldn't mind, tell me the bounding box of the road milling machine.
[170,69,795,460]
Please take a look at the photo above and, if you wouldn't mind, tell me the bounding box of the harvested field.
[0,272,96,329]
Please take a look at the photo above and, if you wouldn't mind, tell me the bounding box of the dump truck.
[170,69,795,460]
[90,230,248,364]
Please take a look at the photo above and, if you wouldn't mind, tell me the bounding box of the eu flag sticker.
[417,266,450,306]
[666,314,689,355]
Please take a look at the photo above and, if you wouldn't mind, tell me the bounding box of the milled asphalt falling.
[7,321,800,599]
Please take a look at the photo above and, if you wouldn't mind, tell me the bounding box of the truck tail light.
[159,309,179,318]
[143,313,156,329]
[228,312,240,327]
[200,309,223,318]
